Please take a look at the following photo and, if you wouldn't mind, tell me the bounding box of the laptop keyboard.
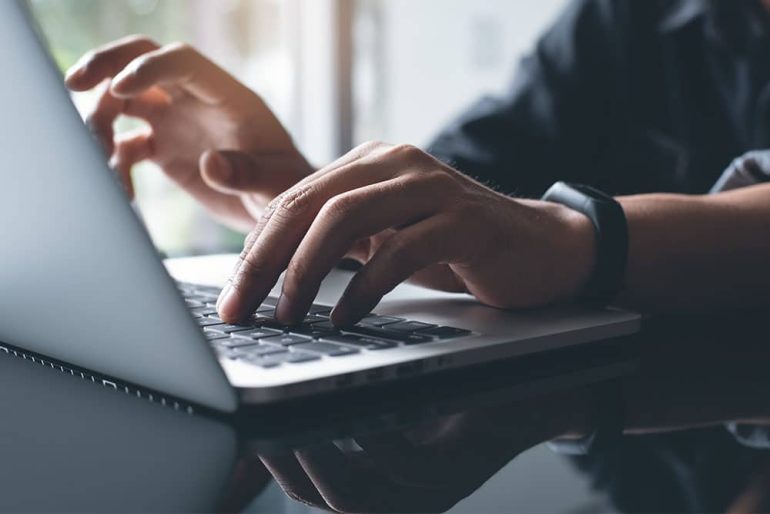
[177,282,473,370]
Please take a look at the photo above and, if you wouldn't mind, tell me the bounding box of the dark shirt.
[425,0,770,510]
[428,0,770,197]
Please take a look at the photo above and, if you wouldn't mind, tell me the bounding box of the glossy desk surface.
[1,257,766,513]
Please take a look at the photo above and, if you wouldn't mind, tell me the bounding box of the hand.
[257,390,590,513]
[65,36,313,232]
[216,141,596,325]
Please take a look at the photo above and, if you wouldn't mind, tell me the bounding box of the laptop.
[0,0,641,414]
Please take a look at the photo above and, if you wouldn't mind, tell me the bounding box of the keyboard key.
[292,342,359,357]
[343,325,433,345]
[185,299,204,308]
[205,324,258,335]
[285,351,322,364]
[236,343,287,355]
[289,324,341,339]
[190,307,219,317]
[239,354,283,369]
[260,334,313,346]
[198,318,225,327]
[321,334,396,350]
[359,315,404,327]
[230,327,284,340]
[308,304,332,314]
[255,306,276,317]
[206,332,231,341]
[303,314,328,324]
[385,321,437,333]
[418,326,472,339]
[190,285,223,296]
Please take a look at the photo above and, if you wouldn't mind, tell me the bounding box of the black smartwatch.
[541,182,629,306]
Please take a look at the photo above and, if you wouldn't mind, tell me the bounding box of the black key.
[308,304,333,316]
[359,315,404,327]
[285,351,322,364]
[292,342,359,356]
[255,306,276,317]
[418,326,472,339]
[289,324,341,339]
[230,327,284,340]
[322,334,396,350]
[190,307,219,317]
[343,324,433,345]
[260,334,313,346]
[185,299,204,308]
[385,321,437,333]
[310,321,338,332]
[303,314,328,324]
[239,354,283,369]
[206,332,231,341]
[205,324,258,335]
[198,318,225,327]
[236,343,288,355]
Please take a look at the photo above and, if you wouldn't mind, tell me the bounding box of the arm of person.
[615,185,770,313]
[214,141,770,327]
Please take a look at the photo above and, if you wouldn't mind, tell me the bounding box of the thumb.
[200,150,266,194]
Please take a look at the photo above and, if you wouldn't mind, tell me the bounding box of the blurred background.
[29,0,567,256]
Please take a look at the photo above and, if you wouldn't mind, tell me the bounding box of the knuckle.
[165,41,199,63]
[235,252,268,282]
[319,193,357,221]
[391,143,421,157]
[357,140,386,153]
[275,186,315,217]
[126,34,157,47]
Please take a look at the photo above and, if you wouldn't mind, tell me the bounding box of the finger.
[86,83,167,156]
[108,129,154,199]
[258,453,330,510]
[295,444,447,513]
[200,150,298,197]
[276,173,452,324]
[65,35,160,91]
[333,213,463,325]
[408,264,467,293]
[110,42,243,104]
[217,141,394,301]
[217,150,413,323]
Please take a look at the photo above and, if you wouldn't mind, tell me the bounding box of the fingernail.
[216,283,238,318]
[211,153,233,183]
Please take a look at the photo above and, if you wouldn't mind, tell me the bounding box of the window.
[29,0,566,256]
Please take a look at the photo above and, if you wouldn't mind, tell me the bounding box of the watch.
[541,182,629,306]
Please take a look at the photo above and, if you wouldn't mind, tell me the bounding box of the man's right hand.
[66,35,313,233]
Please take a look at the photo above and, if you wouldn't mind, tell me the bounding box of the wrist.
[537,201,597,303]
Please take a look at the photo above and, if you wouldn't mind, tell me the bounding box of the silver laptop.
[0,0,641,413]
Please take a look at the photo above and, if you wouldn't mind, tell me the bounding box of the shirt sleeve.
[426,0,622,197]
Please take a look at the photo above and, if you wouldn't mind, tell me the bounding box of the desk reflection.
[0,342,625,513]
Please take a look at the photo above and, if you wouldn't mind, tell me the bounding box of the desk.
[0,258,766,513]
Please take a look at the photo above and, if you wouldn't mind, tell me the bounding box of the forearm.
[617,184,770,312]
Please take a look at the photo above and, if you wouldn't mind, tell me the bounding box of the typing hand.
[217,141,596,326]
[258,390,588,513]
[65,36,313,232]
